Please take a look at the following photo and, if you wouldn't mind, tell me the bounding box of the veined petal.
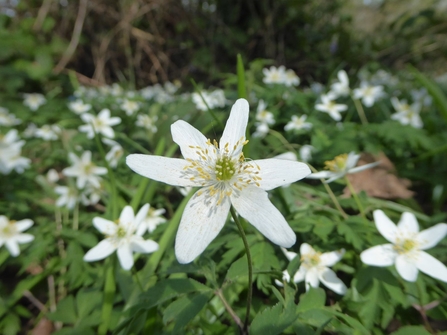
[318,268,347,295]
[231,186,296,248]
[281,247,298,261]
[305,267,320,289]
[300,243,314,255]
[131,239,159,254]
[175,189,231,264]
[345,152,360,169]
[219,99,249,153]
[135,204,150,227]
[171,120,208,160]
[119,206,135,227]
[360,244,396,266]
[126,155,199,187]
[348,161,380,174]
[325,173,345,183]
[417,223,447,250]
[252,159,311,190]
[84,240,116,262]
[320,249,345,267]
[93,217,117,235]
[117,245,134,270]
[15,219,33,232]
[415,251,447,282]
[373,210,397,243]
[395,254,418,282]
[397,212,419,234]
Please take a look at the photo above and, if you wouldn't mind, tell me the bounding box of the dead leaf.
[31,318,53,335]
[343,152,414,199]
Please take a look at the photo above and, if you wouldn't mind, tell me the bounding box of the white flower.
[284,115,312,132]
[136,204,167,235]
[136,114,158,133]
[353,81,384,107]
[252,122,270,139]
[34,125,61,141]
[256,100,275,125]
[307,152,379,183]
[62,151,107,189]
[0,129,30,175]
[126,99,311,263]
[299,145,314,163]
[79,109,121,139]
[120,99,140,116]
[262,66,286,85]
[283,69,300,87]
[46,169,59,183]
[0,107,21,126]
[103,138,123,168]
[68,99,92,114]
[55,186,78,209]
[360,210,447,282]
[80,184,102,206]
[23,93,46,111]
[0,216,34,256]
[411,88,432,107]
[83,205,159,270]
[390,97,423,129]
[276,244,347,295]
[329,70,350,98]
[192,90,226,111]
[315,93,347,121]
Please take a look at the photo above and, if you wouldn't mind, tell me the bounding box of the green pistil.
[116,226,126,238]
[394,239,416,254]
[215,156,236,181]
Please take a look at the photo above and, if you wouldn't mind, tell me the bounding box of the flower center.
[324,153,348,172]
[215,156,236,181]
[394,238,418,254]
[1,221,17,237]
[116,226,127,238]
[301,252,321,268]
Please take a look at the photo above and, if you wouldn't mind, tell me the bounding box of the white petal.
[5,241,20,257]
[306,171,336,179]
[171,120,208,160]
[219,99,249,152]
[318,268,347,295]
[84,240,116,262]
[92,217,116,235]
[252,159,311,190]
[119,206,135,226]
[397,212,419,234]
[274,152,297,161]
[346,152,360,169]
[175,189,231,264]
[360,244,396,266]
[373,210,397,243]
[117,245,134,270]
[292,266,307,284]
[300,243,314,255]
[15,219,33,232]
[281,247,298,261]
[348,162,380,174]
[395,254,418,282]
[320,249,345,267]
[15,234,34,244]
[135,204,150,227]
[230,186,296,248]
[415,251,447,282]
[305,267,320,289]
[126,155,199,187]
[131,239,159,254]
[417,223,447,250]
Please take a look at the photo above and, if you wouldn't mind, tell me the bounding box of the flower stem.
[230,206,252,334]
[321,180,348,219]
[345,176,365,219]
[416,281,435,334]
[215,288,244,332]
[352,97,369,125]
[98,258,116,335]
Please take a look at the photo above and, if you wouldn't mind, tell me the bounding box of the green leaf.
[163,292,211,333]
[390,325,431,335]
[337,222,363,250]
[75,288,102,320]
[250,302,298,335]
[48,295,78,324]
[297,287,326,312]
[226,255,248,281]
[237,54,247,99]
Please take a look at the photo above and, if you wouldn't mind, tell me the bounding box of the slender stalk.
[321,180,348,219]
[230,206,252,335]
[345,176,365,219]
[215,288,244,332]
[72,201,79,230]
[132,267,144,292]
[98,258,116,335]
[416,282,435,334]
[352,97,369,125]
[237,54,247,99]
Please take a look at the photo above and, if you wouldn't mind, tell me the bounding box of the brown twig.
[33,0,53,31]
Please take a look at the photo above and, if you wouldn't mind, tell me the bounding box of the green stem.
[215,288,244,332]
[98,258,116,335]
[321,180,348,219]
[352,97,369,125]
[416,281,435,334]
[345,176,365,219]
[230,206,252,334]
[72,201,79,230]
[117,132,151,155]
[237,54,247,99]
[190,78,224,128]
